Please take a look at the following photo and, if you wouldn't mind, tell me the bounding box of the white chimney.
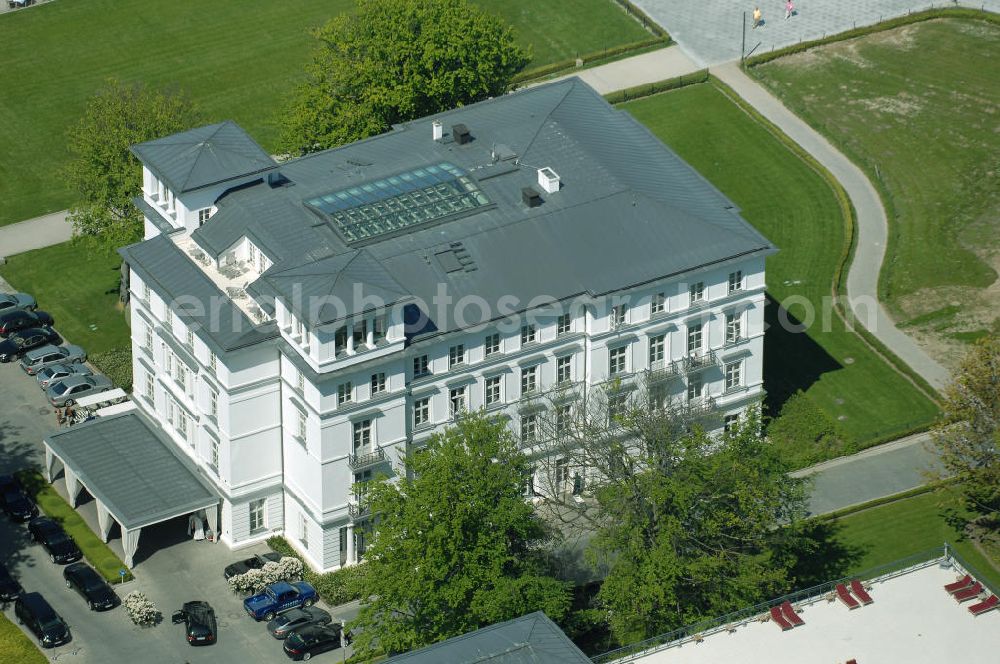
[537,167,560,194]
[432,121,443,141]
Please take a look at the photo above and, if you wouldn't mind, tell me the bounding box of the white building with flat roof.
[113,77,774,572]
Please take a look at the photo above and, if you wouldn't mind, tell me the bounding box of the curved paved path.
[0,209,73,258]
[711,62,950,391]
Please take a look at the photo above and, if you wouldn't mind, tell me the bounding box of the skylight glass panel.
[305,162,491,243]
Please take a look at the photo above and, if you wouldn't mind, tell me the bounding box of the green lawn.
[0,0,650,227]
[623,83,939,454]
[0,243,130,357]
[0,612,46,664]
[830,490,1000,591]
[752,19,1000,346]
[17,471,133,583]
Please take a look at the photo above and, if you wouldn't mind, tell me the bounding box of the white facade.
[128,170,766,571]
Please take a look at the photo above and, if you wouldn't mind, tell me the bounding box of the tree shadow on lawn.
[784,518,865,590]
[0,424,49,606]
[763,293,843,417]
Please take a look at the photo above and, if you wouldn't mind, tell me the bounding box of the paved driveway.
[0,360,353,663]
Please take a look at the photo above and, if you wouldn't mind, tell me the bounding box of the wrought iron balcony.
[348,447,386,470]
[683,350,719,372]
[347,502,370,519]
[685,395,717,416]
[646,358,680,382]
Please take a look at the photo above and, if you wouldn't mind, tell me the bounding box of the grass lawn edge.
[0,612,46,664]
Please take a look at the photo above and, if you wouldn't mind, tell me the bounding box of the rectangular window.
[484,333,500,357]
[520,366,537,396]
[611,303,628,328]
[144,373,154,402]
[648,335,665,364]
[524,468,536,497]
[689,281,705,304]
[413,355,429,378]
[198,208,212,226]
[725,361,743,391]
[209,435,219,471]
[609,346,626,375]
[176,408,190,444]
[141,282,150,302]
[449,387,466,417]
[555,405,571,435]
[556,355,572,384]
[335,326,348,352]
[726,313,743,344]
[651,292,666,315]
[165,311,173,333]
[555,458,569,493]
[557,313,572,335]
[520,414,537,444]
[354,470,373,503]
[143,323,153,352]
[299,514,309,549]
[209,352,218,376]
[728,270,744,294]
[520,324,536,345]
[371,372,386,395]
[687,376,703,402]
[353,320,367,347]
[296,370,305,394]
[650,384,667,410]
[185,328,194,350]
[296,410,307,442]
[448,344,465,368]
[413,397,430,426]
[373,317,386,343]
[338,382,353,405]
[724,413,740,433]
[209,388,218,419]
[353,419,372,452]
[485,376,501,406]
[687,324,703,354]
[248,498,265,533]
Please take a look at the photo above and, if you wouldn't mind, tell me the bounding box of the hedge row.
[603,69,709,104]
[267,536,369,606]
[90,346,133,392]
[513,37,667,85]
[744,7,1000,67]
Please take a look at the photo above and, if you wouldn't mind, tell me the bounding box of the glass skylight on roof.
[305,162,491,243]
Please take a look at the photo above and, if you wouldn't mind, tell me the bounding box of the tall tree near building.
[278,0,529,156]
[347,412,570,657]
[932,335,1000,527]
[65,80,201,251]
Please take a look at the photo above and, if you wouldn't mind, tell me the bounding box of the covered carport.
[42,411,219,567]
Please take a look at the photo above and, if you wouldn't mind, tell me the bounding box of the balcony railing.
[647,359,680,381]
[683,350,719,372]
[347,502,370,519]
[685,395,717,416]
[348,447,386,470]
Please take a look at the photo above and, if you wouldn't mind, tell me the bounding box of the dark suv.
[0,563,23,601]
[172,601,218,646]
[2,489,38,523]
[0,309,54,337]
[28,517,83,564]
[14,592,71,648]
[63,562,118,611]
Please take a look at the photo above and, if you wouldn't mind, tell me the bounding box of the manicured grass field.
[831,490,1000,590]
[18,471,133,583]
[0,243,130,357]
[623,83,939,451]
[0,0,650,228]
[0,612,46,664]
[752,19,1000,339]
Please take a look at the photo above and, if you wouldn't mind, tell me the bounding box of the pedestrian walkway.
[631,0,1000,67]
[0,209,72,258]
[792,430,945,515]
[540,46,701,94]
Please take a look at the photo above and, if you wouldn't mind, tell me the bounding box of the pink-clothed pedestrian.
[785,0,794,19]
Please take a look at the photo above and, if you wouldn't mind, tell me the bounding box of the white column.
[346,324,355,354]
[205,504,219,543]
[96,501,114,542]
[64,466,82,507]
[122,527,142,568]
[366,319,374,348]
[346,525,355,565]
[44,446,55,483]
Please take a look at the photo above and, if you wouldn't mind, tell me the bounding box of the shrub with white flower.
[228,556,304,595]
[123,590,159,626]
[277,556,303,581]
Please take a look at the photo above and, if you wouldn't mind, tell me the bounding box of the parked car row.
[1,473,120,649]
[236,578,348,659]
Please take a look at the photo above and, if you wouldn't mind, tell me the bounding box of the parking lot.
[0,357,356,663]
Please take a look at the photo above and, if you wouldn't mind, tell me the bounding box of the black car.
[283,624,347,660]
[268,606,332,639]
[0,309,54,337]
[171,601,218,646]
[2,489,38,523]
[28,517,82,564]
[0,563,23,601]
[223,551,282,579]
[14,592,71,648]
[0,327,60,362]
[63,562,117,611]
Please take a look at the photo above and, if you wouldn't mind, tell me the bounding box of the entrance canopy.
[43,411,219,566]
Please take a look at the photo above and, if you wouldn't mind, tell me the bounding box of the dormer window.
[198,208,212,227]
[246,239,273,275]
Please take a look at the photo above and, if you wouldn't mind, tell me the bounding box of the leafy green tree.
[65,79,201,250]
[933,335,1000,527]
[279,0,529,155]
[348,412,570,657]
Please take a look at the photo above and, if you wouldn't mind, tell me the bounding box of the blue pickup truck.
[244,581,319,622]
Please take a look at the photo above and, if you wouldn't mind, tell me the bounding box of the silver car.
[47,375,113,407]
[36,364,93,390]
[0,292,36,314]
[19,345,87,375]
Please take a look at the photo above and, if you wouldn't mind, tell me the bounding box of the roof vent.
[452,124,471,145]
[432,121,443,141]
[537,167,560,194]
[267,171,291,188]
[522,187,543,208]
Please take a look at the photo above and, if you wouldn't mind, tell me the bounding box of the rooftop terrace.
[595,546,1000,664]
